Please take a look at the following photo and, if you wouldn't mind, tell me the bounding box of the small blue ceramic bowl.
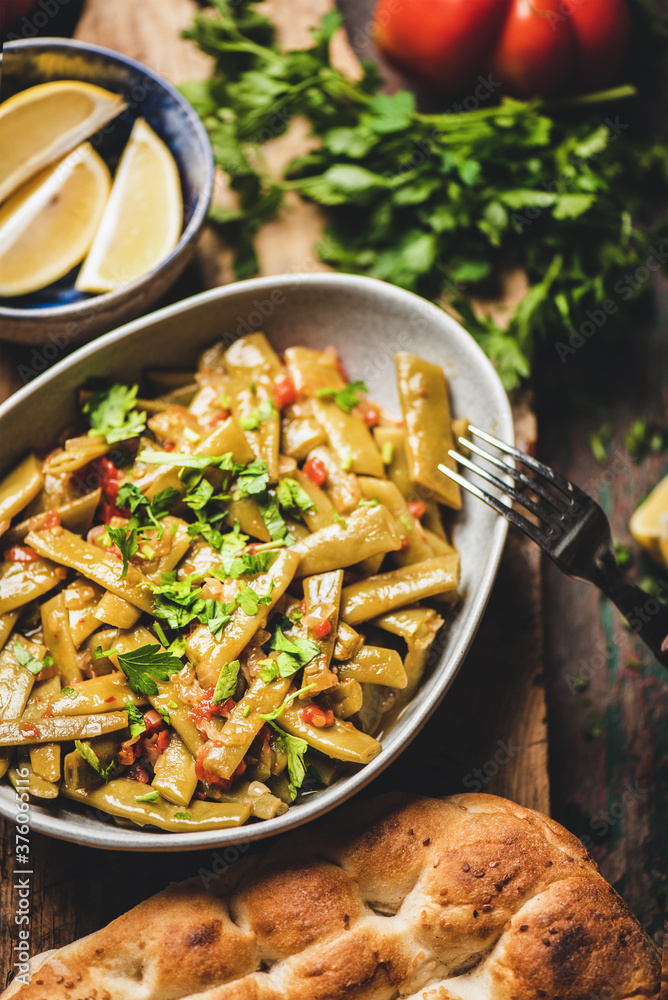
[0,38,214,345]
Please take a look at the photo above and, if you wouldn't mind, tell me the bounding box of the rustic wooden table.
[0,0,666,985]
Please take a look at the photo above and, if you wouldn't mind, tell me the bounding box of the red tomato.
[3,545,40,563]
[195,747,246,788]
[42,510,61,530]
[303,456,328,487]
[273,372,297,410]
[314,619,332,639]
[374,0,510,93]
[491,0,575,98]
[301,705,335,728]
[569,0,630,90]
[407,500,426,519]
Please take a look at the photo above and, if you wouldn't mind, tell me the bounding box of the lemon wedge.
[0,142,111,298]
[629,474,668,568]
[75,118,183,294]
[0,80,125,204]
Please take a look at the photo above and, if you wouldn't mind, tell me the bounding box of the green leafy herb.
[175,811,191,820]
[358,498,379,508]
[125,699,147,739]
[267,722,308,799]
[331,510,347,528]
[239,399,277,431]
[13,642,54,676]
[316,380,367,413]
[60,686,79,699]
[116,483,181,539]
[235,459,270,497]
[183,2,668,388]
[104,524,139,578]
[276,478,316,518]
[138,450,243,472]
[135,790,160,803]
[270,627,320,679]
[258,493,293,543]
[213,659,240,704]
[236,583,274,616]
[84,383,146,443]
[74,740,116,782]
[107,644,183,697]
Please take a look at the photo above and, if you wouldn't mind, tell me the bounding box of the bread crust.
[2,793,659,1000]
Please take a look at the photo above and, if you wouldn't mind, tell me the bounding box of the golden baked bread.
[3,793,660,1000]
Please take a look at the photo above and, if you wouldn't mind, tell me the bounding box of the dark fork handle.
[597,551,668,668]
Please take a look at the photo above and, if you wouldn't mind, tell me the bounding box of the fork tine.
[448,449,556,527]
[468,425,575,498]
[459,437,571,515]
[438,463,546,547]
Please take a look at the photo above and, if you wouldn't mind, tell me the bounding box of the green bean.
[0,454,44,525]
[284,346,346,396]
[333,621,363,661]
[4,490,102,546]
[0,611,19,652]
[10,750,58,799]
[25,528,155,613]
[293,505,401,578]
[0,557,63,615]
[227,497,271,542]
[41,591,82,683]
[308,446,361,514]
[289,469,335,532]
[373,426,410,496]
[358,477,433,567]
[0,636,45,721]
[45,673,144,717]
[42,435,109,475]
[395,352,461,510]
[152,732,197,806]
[92,591,142,630]
[0,711,128,745]
[29,742,61,783]
[424,529,458,559]
[321,678,363,719]
[281,413,327,460]
[338,644,407,688]
[312,398,384,477]
[341,554,460,625]
[206,779,288,820]
[63,733,123,790]
[187,549,300,680]
[279,701,381,764]
[371,605,445,704]
[302,570,342,695]
[202,676,292,780]
[225,331,282,378]
[63,779,251,830]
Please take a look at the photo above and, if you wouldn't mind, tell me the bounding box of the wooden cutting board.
[73,0,550,814]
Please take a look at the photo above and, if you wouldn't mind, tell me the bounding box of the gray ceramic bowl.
[0,38,213,345]
[0,274,512,850]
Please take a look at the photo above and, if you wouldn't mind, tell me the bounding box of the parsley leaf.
[138,451,243,472]
[13,642,54,676]
[235,459,270,497]
[268,723,308,799]
[258,493,293,543]
[74,740,116,782]
[175,811,191,820]
[83,384,146,443]
[116,483,180,534]
[213,659,240,704]
[104,524,139,578]
[125,700,147,739]
[108,644,183,697]
[258,682,316,721]
[61,686,79,699]
[315,380,368,413]
[270,627,320,678]
[239,399,277,431]
[276,478,316,518]
[332,510,347,528]
[236,583,274,616]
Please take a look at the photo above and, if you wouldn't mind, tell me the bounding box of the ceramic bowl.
[0,38,213,345]
[0,274,512,850]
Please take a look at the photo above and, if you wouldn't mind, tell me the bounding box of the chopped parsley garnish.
[13,642,54,676]
[104,524,139,578]
[212,659,240,704]
[138,450,243,472]
[331,510,347,528]
[236,582,274,616]
[358,498,379,508]
[269,627,320,678]
[135,790,160,803]
[316,380,367,413]
[175,811,191,820]
[239,399,277,431]
[235,459,270,497]
[60,686,79,699]
[74,740,116,782]
[258,493,293,543]
[276,478,316,518]
[83,383,147,444]
[116,483,180,534]
[268,723,308,799]
[100,643,182,697]
[125,700,147,738]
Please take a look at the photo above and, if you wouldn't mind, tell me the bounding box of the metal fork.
[439,425,668,669]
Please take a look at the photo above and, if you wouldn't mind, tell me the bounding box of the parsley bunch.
[183,0,668,388]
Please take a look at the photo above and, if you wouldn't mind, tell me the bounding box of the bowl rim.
[0,273,512,851]
[0,36,214,321]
